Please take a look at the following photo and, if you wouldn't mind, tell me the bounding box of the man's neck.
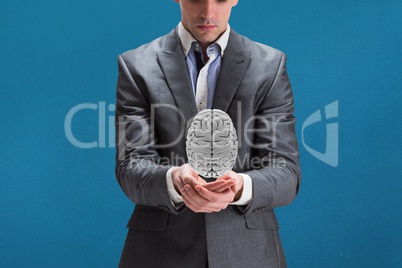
[197,28,228,60]
[177,22,231,61]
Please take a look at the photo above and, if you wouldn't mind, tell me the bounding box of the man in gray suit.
[115,0,301,267]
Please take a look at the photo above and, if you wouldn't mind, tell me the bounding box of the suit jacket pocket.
[245,210,279,230]
[126,206,169,231]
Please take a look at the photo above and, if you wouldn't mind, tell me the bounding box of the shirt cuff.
[230,173,253,206]
[166,167,183,204]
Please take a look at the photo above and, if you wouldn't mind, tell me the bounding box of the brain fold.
[186,109,238,178]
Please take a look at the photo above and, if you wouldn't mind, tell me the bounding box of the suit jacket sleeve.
[114,54,179,215]
[237,53,301,216]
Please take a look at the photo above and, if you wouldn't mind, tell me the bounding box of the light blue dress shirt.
[186,43,221,109]
[177,22,231,109]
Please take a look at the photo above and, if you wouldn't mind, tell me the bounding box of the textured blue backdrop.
[1,0,401,267]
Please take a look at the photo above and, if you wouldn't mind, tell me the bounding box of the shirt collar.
[177,22,230,57]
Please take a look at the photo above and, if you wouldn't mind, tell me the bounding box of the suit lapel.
[157,29,250,120]
[213,31,250,112]
[157,29,198,124]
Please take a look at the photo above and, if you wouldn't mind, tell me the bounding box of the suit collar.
[157,28,198,123]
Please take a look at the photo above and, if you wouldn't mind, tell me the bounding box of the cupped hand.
[180,170,244,213]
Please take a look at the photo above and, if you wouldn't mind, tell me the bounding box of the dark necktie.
[193,50,204,75]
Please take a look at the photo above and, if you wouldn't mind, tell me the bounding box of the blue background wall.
[1,0,401,267]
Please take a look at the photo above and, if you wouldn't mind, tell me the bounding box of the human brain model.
[186,109,238,178]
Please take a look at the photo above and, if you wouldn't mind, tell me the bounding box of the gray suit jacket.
[115,27,301,268]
